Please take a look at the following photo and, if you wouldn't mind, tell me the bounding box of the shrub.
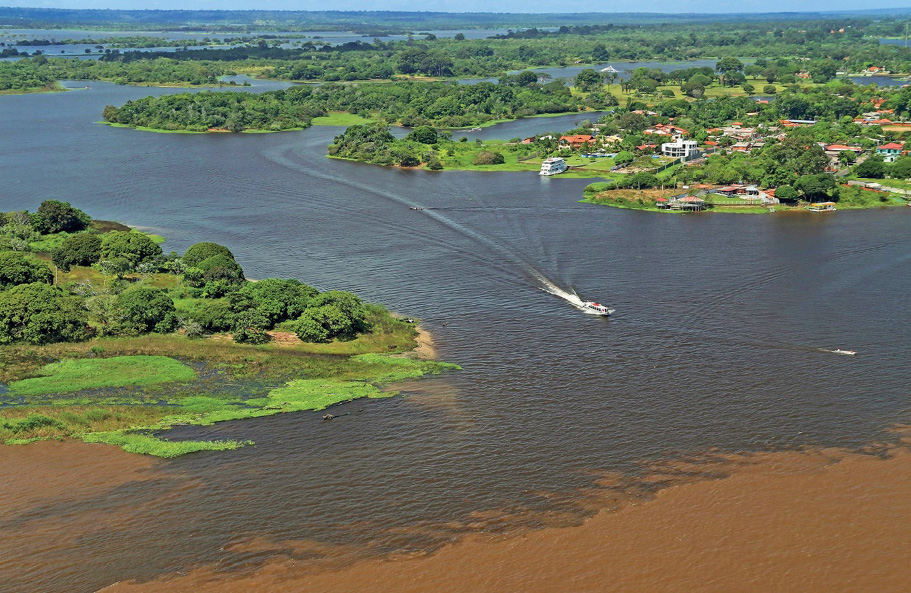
[187,299,235,332]
[232,309,271,344]
[51,233,102,271]
[473,151,505,165]
[763,84,777,95]
[0,283,89,344]
[0,251,53,289]
[116,287,178,335]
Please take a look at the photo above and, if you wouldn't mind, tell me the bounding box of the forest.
[3,17,911,92]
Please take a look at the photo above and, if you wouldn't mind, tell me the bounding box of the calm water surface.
[1,82,910,592]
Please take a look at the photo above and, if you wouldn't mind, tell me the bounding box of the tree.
[795,174,837,201]
[292,290,368,343]
[763,84,777,95]
[182,242,235,267]
[716,57,744,86]
[0,283,89,344]
[628,172,659,189]
[100,231,162,269]
[406,125,439,144]
[33,200,91,234]
[52,233,102,272]
[774,185,798,202]
[854,156,887,179]
[614,151,634,166]
[116,287,178,334]
[0,251,53,289]
[239,278,317,327]
[574,68,603,91]
[196,254,245,287]
[681,81,705,98]
[891,156,911,179]
[838,151,857,166]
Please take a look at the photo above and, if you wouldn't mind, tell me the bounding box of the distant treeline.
[2,7,910,31]
[102,79,585,131]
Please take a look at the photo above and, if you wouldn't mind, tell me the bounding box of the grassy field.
[311,112,376,126]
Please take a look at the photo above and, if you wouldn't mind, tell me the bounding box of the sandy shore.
[412,325,436,359]
[100,431,911,593]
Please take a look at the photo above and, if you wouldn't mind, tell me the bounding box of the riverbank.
[98,431,911,592]
[582,185,910,214]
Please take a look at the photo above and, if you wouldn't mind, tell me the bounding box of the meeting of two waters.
[2,80,910,591]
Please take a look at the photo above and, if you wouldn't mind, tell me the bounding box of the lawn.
[311,112,376,126]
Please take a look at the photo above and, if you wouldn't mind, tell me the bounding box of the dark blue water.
[2,81,911,592]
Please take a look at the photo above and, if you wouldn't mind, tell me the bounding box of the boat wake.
[538,277,613,316]
[820,348,857,356]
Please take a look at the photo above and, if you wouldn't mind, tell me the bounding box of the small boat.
[409,207,424,210]
[831,349,856,356]
[578,301,614,316]
[469,127,482,132]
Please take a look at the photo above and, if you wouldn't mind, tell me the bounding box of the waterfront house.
[559,135,594,149]
[670,196,705,211]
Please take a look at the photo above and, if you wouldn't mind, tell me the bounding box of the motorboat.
[831,349,856,356]
[578,301,614,316]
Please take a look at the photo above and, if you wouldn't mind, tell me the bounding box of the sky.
[5,0,911,14]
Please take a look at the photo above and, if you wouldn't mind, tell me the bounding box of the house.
[599,135,624,145]
[730,142,753,152]
[661,136,699,159]
[713,184,778,204]
[559,135,594,149]
[877,142,904,163]
[644,123,689,137]
[779,119,817,127]
[636,143,658,152]
[824,144,863,153]
[670,196,706,211]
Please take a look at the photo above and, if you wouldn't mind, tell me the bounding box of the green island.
[0,201,457,457]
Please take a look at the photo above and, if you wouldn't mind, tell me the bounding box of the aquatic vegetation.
[7,355,197,395]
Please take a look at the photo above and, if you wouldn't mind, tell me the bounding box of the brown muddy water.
[1,82,911,592]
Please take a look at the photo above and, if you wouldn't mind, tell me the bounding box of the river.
[1,81,911,592]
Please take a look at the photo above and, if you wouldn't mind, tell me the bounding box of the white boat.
[578,301,614,316]
[539,157,567,176]
[831,349,856,356]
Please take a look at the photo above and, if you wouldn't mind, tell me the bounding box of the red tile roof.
[879,142,904,151]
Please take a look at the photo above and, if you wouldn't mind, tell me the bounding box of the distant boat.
[469,127,482,132]
[578,301,614,316]
[831,349,856,356]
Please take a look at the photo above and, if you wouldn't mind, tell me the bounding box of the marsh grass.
[7,356,197,395]
[0,314,457,457]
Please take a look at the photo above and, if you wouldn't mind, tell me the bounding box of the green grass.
[81,431,250,457]
[0,306,458,457]
[8,356,197,396]
[311,112,376,126]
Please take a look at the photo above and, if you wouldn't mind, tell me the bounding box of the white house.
[661,136,699,159]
